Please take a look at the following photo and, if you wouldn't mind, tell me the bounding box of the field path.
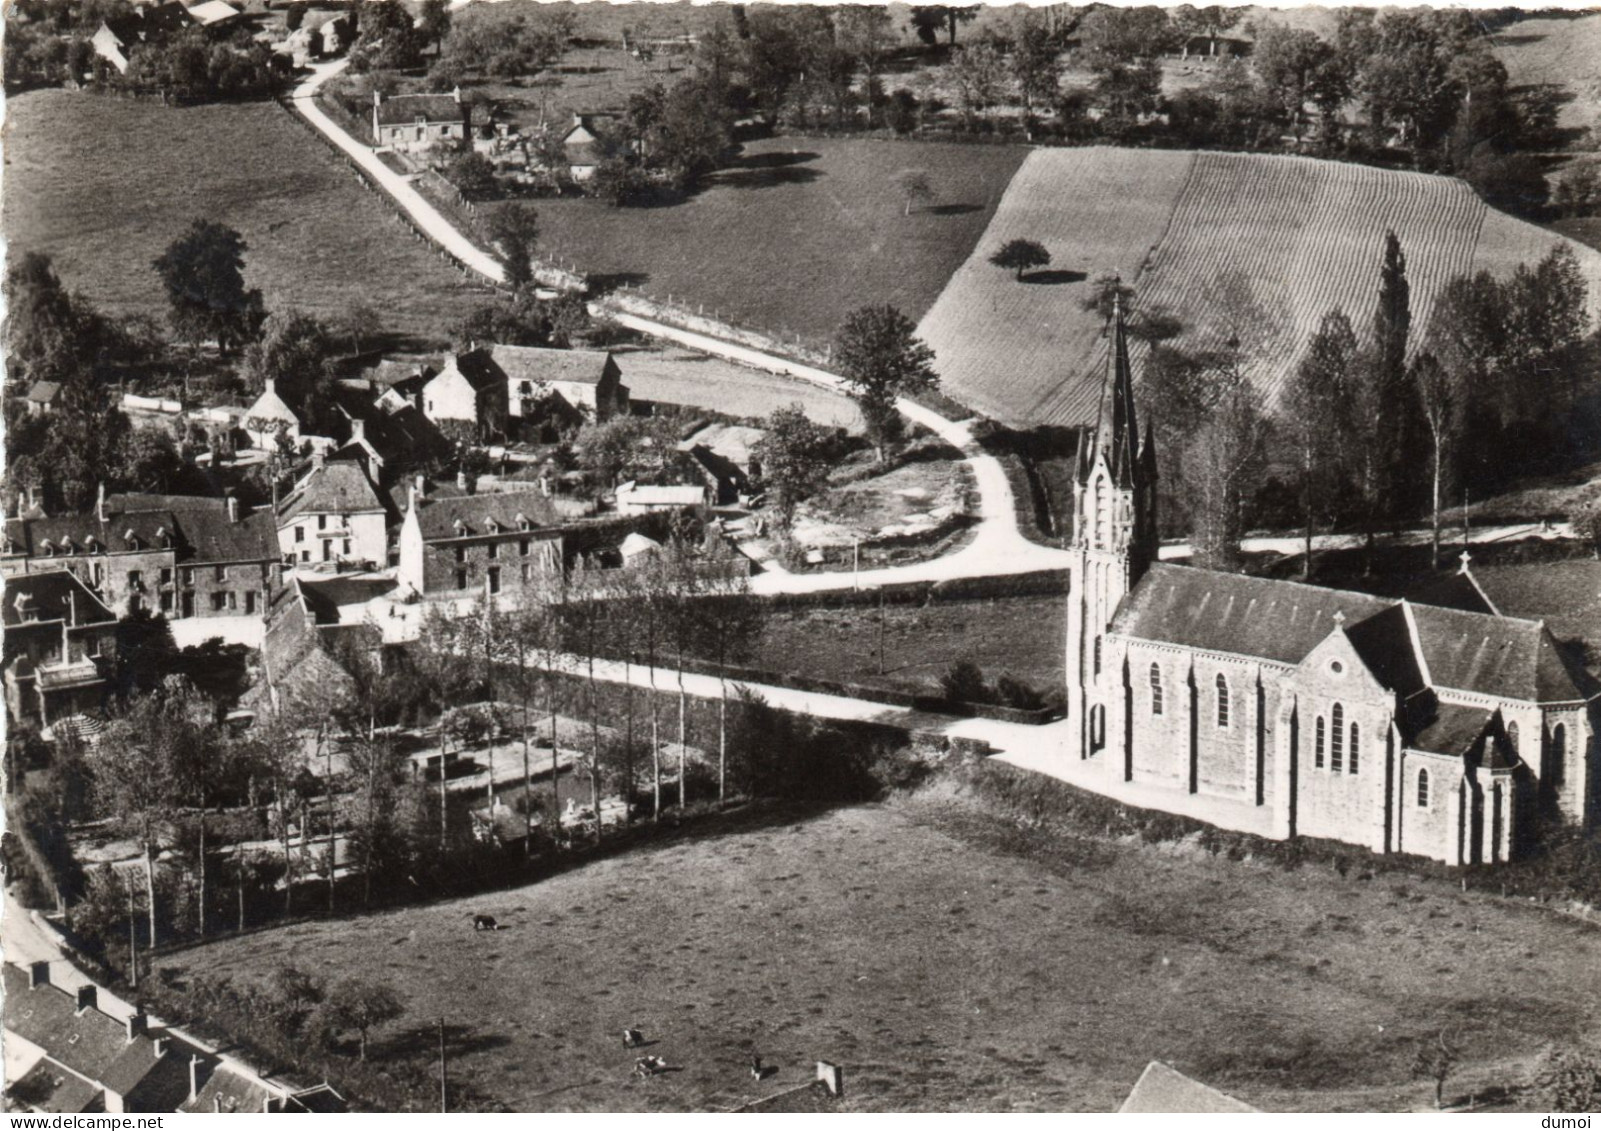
[290,59,506,284]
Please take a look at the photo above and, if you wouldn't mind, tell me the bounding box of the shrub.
[1534,1040,1601,1113]
[993,673,1046,711]
[939,660,992,705]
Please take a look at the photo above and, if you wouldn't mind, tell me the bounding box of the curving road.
[290,59,507,284]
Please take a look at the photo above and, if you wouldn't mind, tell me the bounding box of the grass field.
[920,147,1601,428]
[1491,12,1601,139]
[614,345,864,431]
[530,136,1027,349]
[746,595,1065,698]
[154,788,1601,1112]
[2,90,492,343]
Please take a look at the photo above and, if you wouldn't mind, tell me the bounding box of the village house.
[1065,301,1597,867]
[560,113,610,182]
[492,344,630,434]
[397,483,565,601]
[2,488,284,624]
[275,460,391,570]
[1,571,117,731]
[421,349,509,442]
[677,421,766,506]
[372,89,470,153]
[24,382,59,417]
[614,481,707,515]
[3,962,347,1115]
[90,0,240,74]
[242,377,301,451]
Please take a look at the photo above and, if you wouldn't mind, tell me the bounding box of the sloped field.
[916,148,1197,426]
[1491,13,1601,138]
[923,148,1601,428]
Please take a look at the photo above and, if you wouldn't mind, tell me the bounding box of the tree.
[753,404,834,529]
[447,152,499,202]
[949,38,1005,128]
[1082,274,1136,323]
[1535,1038,1601,1113]
[1077,6,1174,125]
[839,5,893,128]
[588,155,651,208]
[1012,11,1062,130]
[1280,310,1359,576]
[486,204,540,290]
[1253,24,1331,138]
[240,308,336,428]
[1409,349,1465,571]
[894,168,934,216]
[989,239,1051,281]
[151,220,263,357]
[340,300,383,356]
[833,304,938,460]
[1411,1030,1457,1110]
[1354,230,1415,564]
[417,0,450,48]
[1181,365,1268,570]
[322,978,404,1060]
[910,6,977,47]
[285,2,307,32]
[5,251,120,387]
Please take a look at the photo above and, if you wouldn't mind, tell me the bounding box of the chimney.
[351,417,366,443]
[29,961,49,988]
[263,377,276,396]
[408,484,418,514]
[96,482,107,523]
[76,984,97,1012]
[373,90,382,108]
[126,1013,148,1040]
[457,469,470,494]
[415,473,426,498]
[227,496,239,524]
[189,1054,203,1101]
[452,84,461,104]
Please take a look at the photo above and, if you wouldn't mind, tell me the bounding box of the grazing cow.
[622,1028,645,1049]
[750,1055,764,1081]
[473,914,499,931]
[633,1056,667,1079]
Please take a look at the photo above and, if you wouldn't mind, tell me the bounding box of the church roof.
[1114,565,1592,706]
[1408,703,1493,758]
[1111,564,1392,666]
[1077,297,1143,489]
[1118,1061,1257,1113]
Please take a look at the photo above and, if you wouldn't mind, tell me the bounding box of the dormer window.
[84,536,99,553]
[124,529,140,550]
[63,538,76,555]
[486,518,501,534]
[40,539,55,556]
[453,519,468,537]
[516,513,531,531]
[155,526,171,548]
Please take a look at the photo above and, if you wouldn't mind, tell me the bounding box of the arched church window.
[1093,636,1102,677]
[1416,768,1430,808]
[1315,717,1326,768]
[1091,705,1105,752]
[1215,673,1230,728]
[1507,720,1519,755]
[1149,663,1163,715]
[1550,724,1567,787]
[1348,722,1359,774]
[1330,704,1344,772]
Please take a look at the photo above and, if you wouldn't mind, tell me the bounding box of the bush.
[993,673,1046,711]
[1535,1040,1601,1113]
[939,660,993,705]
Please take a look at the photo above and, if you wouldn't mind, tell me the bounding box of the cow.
[622,1028,645,1048]
[473,914,499,931]
[633,1056,667,1079]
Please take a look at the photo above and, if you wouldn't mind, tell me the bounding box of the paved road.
[290,59,507,284]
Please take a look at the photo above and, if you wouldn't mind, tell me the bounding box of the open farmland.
[532,136,1026,348]
[921,147,1601,427]
[1491,12,1601,139]
[155,794,1601,1112]
[2,90,492,343]
[615,345,863,431]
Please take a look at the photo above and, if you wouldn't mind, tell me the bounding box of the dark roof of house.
[297,576,398,624]
[3,570,118,630]
[7,1059,104,1113]
[4,511,176,557]
[366,356,441,387]
[138,1,197,36]
[1118,1061,1257,1114]
[447,349,515,393]
[279,463,387,523]
[491,344,616,388]
[1409,703,1492,758]
[1115,564,1591,705]
[374,93,466,126]
[26,381,61,403]
[1111,564,1393,666]
[412,490,561,540]
[285,1082,349,1113]
[184,1066,274,1115]
[106,492,228,515]
[2,965,165,1101]
[174,508,278,565]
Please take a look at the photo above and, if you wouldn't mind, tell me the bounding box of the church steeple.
[1078,292,1142,490]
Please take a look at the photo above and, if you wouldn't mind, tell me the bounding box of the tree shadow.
[588,271,650,296]
[925,203,982,216]
[709,151,823,191]
[1021,270,1088,286]
[1489,32,1547,45]
[382,1020,514,1061]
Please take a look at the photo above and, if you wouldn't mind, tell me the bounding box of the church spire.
[1080,289,1142,488]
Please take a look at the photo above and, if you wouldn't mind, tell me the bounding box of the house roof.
[2,965,161,1097]
[619,532,662,558]
[26,381,60,404]
[106,492,229,515]
[616,483,705,506]
[297,575,398,624]
[1111,564,1393,667]
[436,349,510,394]
[1343,603,1426,697]
[490,344,616,388]
[184,1065,275,1115]
[366,356,441,387]
[279,462,387,523]
[175,508,279,565]
[3,570,117,630]
[1118,1061,1257,1113]
[1408,602,1588,703]
[678,422,764,467]
[244,382,299,426]
[7,1059,103,1113]
[374,93,466,126]
[4,511,176,557]
[185,0,240,26]
[412,489,561,540]
[1409,567,1499,617]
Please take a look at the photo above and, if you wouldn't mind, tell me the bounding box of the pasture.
[154,790,1601,1112]
[615,345,864,431]
[2,90,492,343]
[1491,12,1601,140]
[530,137,1027,349]
[919,147,1601,428]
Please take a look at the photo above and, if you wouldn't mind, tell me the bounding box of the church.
[1064,302,1597,866]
